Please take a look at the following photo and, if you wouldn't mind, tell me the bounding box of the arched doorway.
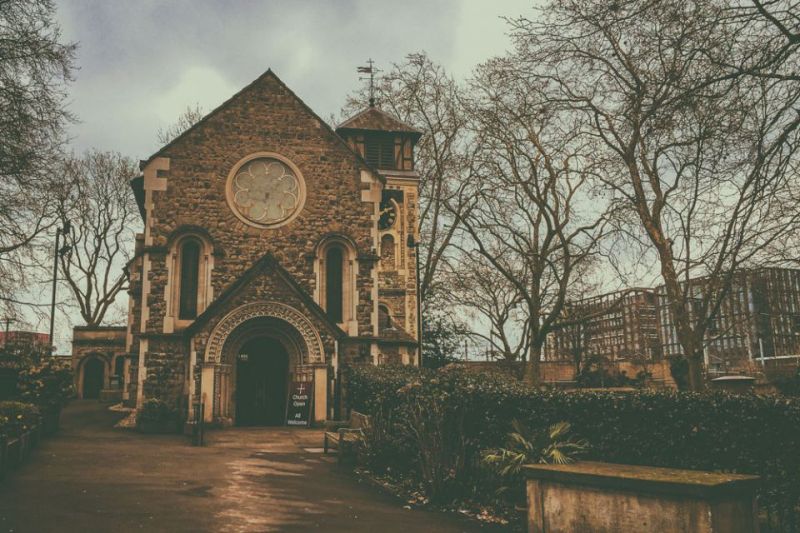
[235,337,289,426]
[201,302,326,425]
[83,358,104,399]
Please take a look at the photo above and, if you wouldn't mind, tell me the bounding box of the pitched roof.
[336,106,422,140]
[140,69,384,183]
[186,252,346,339]
[378,324,418,344]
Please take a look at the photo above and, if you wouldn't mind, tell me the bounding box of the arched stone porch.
[195,301,329,425]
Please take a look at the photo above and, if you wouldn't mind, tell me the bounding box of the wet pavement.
[0,401,504,532]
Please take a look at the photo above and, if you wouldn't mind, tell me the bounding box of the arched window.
[179,240,201,319]
[379,304,392,330]
[165,231,214,332]
[326,246,344,323]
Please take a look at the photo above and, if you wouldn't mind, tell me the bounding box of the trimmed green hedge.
[0,401,40,441]
[346,365,800,518]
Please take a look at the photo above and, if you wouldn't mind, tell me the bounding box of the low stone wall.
[458,359,677,388]
[524,461,759,533]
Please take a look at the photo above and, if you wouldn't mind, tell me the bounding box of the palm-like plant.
[482,420,589,479]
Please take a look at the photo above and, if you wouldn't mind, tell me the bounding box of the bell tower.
[336,101,423,364]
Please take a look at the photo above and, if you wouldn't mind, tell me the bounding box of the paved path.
[0,401,504,532]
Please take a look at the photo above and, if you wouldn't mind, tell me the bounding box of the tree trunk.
[686,351,706,392]
[523,343,542,386]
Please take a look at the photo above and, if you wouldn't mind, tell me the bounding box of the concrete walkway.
[0,401,505,532]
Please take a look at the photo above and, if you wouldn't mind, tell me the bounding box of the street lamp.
[407,234,423,367]
[48,220,72,356]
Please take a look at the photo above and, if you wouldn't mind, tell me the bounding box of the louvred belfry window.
[364,134,396,169]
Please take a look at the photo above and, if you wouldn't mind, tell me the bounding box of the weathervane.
[357,58,381,107]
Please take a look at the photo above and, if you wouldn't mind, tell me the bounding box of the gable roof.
[186,252,347,339]
[336,106,422,140]
[378,323,418,344]
[140,69,384,183]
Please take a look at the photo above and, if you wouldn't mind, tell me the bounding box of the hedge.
[0,401,40,441]
[16,359,74,413]
[346,364,800,523]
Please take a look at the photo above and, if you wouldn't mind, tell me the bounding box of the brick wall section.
[460,360,677,389]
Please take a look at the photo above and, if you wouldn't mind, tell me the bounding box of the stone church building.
[72,70,420,426]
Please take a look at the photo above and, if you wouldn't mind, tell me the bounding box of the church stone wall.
[141,335,185,411]
[141,73,378,338]
[122,71,420,423]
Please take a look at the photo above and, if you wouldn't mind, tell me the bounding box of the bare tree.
[56,151,140,326]
[343,54,476,310]
[157,103,204,145]
[729,1,800,80]
[447,249,531,365]
[457,60,613,384]
[507,0,800,390]
[0,0,75,314]
[543,273,607,374]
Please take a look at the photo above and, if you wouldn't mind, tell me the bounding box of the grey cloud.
[58,0,532,159]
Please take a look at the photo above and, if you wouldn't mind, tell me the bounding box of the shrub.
[347,365,426,475]
[136,398,176,429]
[772,366,800,397]
[482,420,588,505]
[17,358,74,412]
[346,365,800,520]
[0,401,40,440]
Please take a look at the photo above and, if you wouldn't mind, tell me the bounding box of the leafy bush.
[136,398,176,427]
[482,420,588,504]
[347,365,800,520]
[17,358,74,412]
[772,367,800,397]
[347,365,425,474]
[0,401,40,440]
[483,420,588,473]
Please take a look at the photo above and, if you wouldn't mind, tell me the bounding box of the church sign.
[285,380,313,427]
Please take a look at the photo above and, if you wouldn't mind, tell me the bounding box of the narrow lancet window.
[179,240,200,319]
[326,246,344,323]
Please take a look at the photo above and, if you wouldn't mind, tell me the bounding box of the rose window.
[230,158,302,226]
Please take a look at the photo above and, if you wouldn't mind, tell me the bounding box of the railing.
[0,420,43,480]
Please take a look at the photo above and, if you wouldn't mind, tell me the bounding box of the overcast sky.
[57,0,535,160]
[37,1,535,352]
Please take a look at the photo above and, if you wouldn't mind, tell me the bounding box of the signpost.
[285,379,313,427]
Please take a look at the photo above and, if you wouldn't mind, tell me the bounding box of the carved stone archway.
[204,301,324,364]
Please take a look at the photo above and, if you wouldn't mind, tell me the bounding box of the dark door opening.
[235,337,289,426]
[112,356,125,389]
[83,358,104,399]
